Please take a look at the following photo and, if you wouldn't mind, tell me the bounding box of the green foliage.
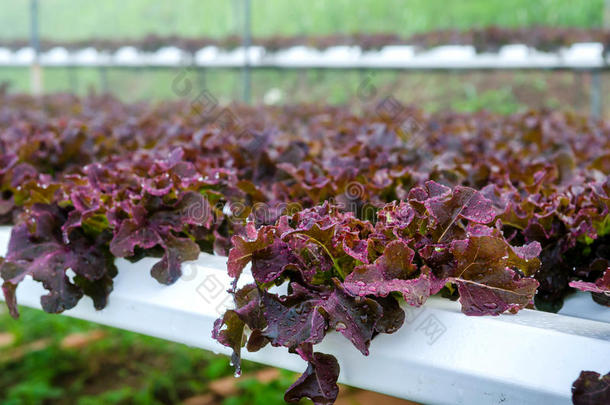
[224,371,300,405]
[0,0,601,40]
[0,307,272,404]
[452,85,522,114]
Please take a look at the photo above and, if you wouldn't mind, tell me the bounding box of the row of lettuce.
[3,26,610,53]
[0,93,608,404]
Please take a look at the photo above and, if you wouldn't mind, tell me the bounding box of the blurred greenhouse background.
[0,0,607,116]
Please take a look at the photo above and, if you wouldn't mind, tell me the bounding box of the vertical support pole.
[198,67,206,92]
[591,70,602,119]
[242,0,251,104]
[68,67,78,93]
[30,0,42,95]
[99,66,109,94]
[598,0,610,118]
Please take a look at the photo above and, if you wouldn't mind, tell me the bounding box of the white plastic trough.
[0,43,607,70]
[0,226,608,405]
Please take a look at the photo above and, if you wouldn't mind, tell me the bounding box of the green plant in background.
[0,307,274,404]
[453,84,523,114]
[224,371,299,405]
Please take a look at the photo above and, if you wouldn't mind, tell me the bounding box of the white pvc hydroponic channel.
[0,226,608,405]
[0,43,606,70]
